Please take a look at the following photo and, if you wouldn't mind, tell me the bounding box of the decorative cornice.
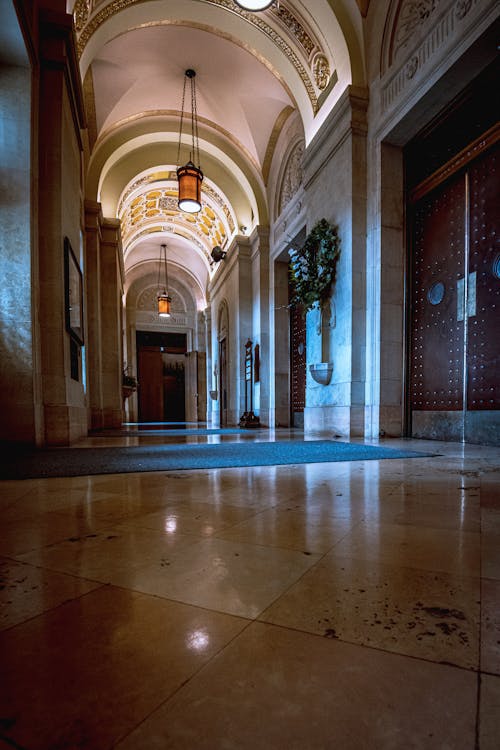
[74,0,328,113]
[381,0,485,113]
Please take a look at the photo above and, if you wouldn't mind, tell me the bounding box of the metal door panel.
[410,175,466,439]
[465,144,500,443]
[467,145,500,410]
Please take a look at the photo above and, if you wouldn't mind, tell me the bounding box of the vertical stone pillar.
[37,7,87,445]
[0,55,36,442]
[236,242,253,423]
[100,219,124,428]
[250,227,271,426]
[272,260,291,428]
[84,200,104,429]
[302,86,368,437]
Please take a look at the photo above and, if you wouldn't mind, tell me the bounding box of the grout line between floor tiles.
[255,616,482,675]
[0,580,109,635]
[112,613,256,749]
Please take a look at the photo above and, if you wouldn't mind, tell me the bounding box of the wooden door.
[138,349,163,422]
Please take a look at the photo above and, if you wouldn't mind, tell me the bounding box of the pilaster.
[84,199,104,429]
[100,218,123,428]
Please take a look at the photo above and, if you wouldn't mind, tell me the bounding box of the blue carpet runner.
[0,438,435,479]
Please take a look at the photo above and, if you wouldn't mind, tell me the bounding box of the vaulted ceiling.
[71,0,366,307]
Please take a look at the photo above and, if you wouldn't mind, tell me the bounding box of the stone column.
[37,7,87,445]
[236,242,253,424]
[84,200,104,429]
[100,219,124,428]
[250,227,271,426]
[302,86,368,437]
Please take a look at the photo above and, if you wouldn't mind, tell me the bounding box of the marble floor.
[0,431,499,749]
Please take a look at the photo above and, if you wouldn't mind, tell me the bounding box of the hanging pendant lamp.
[157,243,171,318]
[234,1,274,10]
[177,69,203,213]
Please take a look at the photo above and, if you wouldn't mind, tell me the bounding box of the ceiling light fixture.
[157,243,171,317]
[211,246,227,264]
[177,69,203,214]
[234,1,275,10]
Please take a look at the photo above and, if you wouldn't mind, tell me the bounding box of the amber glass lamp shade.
[158,294,171,317]
[177,161,203,213]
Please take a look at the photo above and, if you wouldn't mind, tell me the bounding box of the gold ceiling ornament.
[312,53,330,91]
[118,181,232,254]
[75,0,324,113]
[270,2,314,58]
[73,0,91,32]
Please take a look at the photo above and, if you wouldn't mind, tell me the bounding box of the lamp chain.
[157,243,169,294]
[176,75,188,168]
[191,74,200,168]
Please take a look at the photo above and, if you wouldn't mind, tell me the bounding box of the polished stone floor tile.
[120,501,262,537]
[260,554,479,668]
[480,674,500,750]
[481,578,500,674]
[116,621,477,750]
[215,507,359,553]
[0,557,100,631]
[1,509,115,557]
[0,436,498,747]
[482,509,500,579]
[0,586,247,750]
[329,520,480,575]
[17,524,201,582]
[109,537,321,618]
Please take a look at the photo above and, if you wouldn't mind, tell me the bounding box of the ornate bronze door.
[409,141,499,443]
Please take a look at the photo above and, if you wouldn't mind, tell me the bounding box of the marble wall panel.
[0,64,33,442]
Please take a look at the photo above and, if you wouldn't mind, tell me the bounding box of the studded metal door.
[410,176,466,440]
[465,145,500,442]
[410,141,499,443]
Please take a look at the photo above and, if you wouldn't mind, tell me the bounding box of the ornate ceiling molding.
[118,171,235,258]
[73,0,336,114]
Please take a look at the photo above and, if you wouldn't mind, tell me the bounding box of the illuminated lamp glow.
[177,161,203,213]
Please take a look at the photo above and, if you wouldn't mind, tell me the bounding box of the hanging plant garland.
[289,218,341,312]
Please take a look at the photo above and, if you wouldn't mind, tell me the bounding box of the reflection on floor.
[0,430,499,749]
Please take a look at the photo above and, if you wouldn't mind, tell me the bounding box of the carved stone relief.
[382,0,483,112]
[393,0,439,62]
[280,141,304,215]
[312,54,331,91]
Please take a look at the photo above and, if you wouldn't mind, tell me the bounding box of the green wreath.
[289,218,341,312]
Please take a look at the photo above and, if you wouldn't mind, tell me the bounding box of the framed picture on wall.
[64,236,84,345]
